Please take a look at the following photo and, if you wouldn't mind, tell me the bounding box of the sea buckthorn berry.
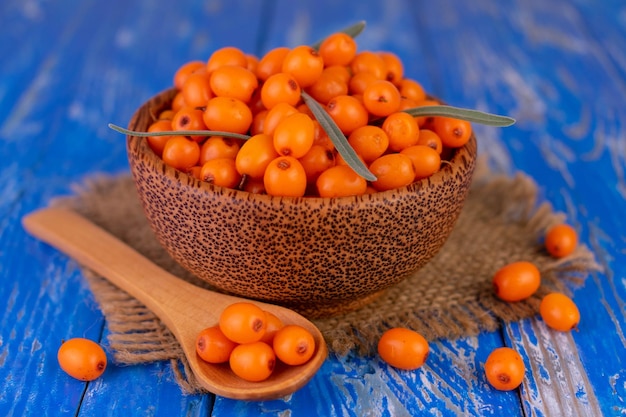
[247,88,266,115]
[257,47,291,81]
[492,261,541,302]
[57,338,107,381]
[243,177,266,194]
[350,51,387,80]
[325,95,369,135]
[206,46,248,74]
[400,145,441,180]
[260,311,284,345]
[147,119,175,157]
[382,111,420,152]
[174,60,206,90]
[264,156,307,197]
[182,72,213,108]
[306,74,348,105]
[273,112,315,158]
[544,224,578,258]
[171,106,208,142]
[413,99,440,128]
[219,302,267,344]
[203,96,252,134]
[196,325,238,364]
[312,120,335,151]
[171,91,187,113]
[539,293,580,331]
[251,110,268,135]
[245,54,259,73]
[209,65,259,103]
[281,45,324,88]
[299,145,336,184]
[362,80,402,117]
[323,65,352,84]
[158,109,175,120]
[319,32,357,67]
[377,328,429,370]
[161,136,200,171]
[416,129,443,154]
[369,153,416,191]
[399,78,427,103]
[261,72,302,109]
[200,158,242,188]
[236,133,279,179]
[263,102,299,137]
[316,165,367,198]
[200,136,240,164]
[187,165,202,180]
[484,347,525,391]
[399,97,419,111]
[229,342,276,382]
[273,325,316,366]
[379,51,404,85]
[347,125,389,163]
[432,116,473,148]
[348,71,379,95]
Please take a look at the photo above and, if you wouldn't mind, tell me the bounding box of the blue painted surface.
[1,0,624,415]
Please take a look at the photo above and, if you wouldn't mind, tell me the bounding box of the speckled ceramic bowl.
[126,89,477,318]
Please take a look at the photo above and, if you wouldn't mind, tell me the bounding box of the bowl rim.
[127,88,477,204]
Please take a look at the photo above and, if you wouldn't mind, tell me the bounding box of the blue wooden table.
[2,0,625,415]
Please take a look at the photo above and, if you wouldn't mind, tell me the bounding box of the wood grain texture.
[1,0,624,415]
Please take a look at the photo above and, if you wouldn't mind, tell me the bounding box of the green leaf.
[108,123,251,141]
[301,92,377,181]
[310,21,367,50]
[397,105,515,127]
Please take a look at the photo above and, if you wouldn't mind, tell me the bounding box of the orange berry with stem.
[263,156,307,197]
[235,133,279,179]
[147,119,175,157]
[229,342,275,382]
[377,328,429,370]
[492,261,541,302]
[182,72,213,108]
[484,347,525,391]
[545,224,578,258]
[316,165,367,198]
[399,78,427,103]
[378,51,404,85]
[272,325,316,366]
[347,125,389,163]
[400,145,442,180]
[206,46,248,74]
[200,158,242,189]
[256,47,291,81]
[196,325,238,364]
[202,96,252,135]
[281,45,324,88]
[57,338,107,381]
[171,106,208,142]
[318,32,357,67]
[219,302,267,344]
[209,65,258,103]
[325,95,369,135]
[298,145,336,184]
[273,112,315,158]
[416,129,443,154]
[261,72,302,109]
[382,111,420,152]
[161,136,200,171]
[432,116,473,148]
[369,153,415,191]
[174,60,206,90]
[350,51,387,80]
[540,293,580,331]
[362,80,402,117]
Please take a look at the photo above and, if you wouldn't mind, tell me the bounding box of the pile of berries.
[196,302,316,382]
[146,32,473,197]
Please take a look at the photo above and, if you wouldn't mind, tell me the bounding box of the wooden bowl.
[126,89,477,318]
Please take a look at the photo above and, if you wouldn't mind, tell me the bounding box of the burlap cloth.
[52,160,599,394]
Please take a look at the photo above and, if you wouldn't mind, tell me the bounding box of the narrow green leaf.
[311,21,367,50]
[301,92,377,181]
[398,105,515,127]
[108,123,251,140]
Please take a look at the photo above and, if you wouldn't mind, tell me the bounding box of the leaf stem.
[382,105,515,127]
[108,123,251,141]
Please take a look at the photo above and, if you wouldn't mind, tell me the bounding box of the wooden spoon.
[22,208,328,400]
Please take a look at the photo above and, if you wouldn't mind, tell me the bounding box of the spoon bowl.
[22,208,328,400]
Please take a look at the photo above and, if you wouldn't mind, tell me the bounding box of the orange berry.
[377,328,429,370]
[492,261,541,302]
[261,72,302,109]
[245,53,259,73]
[196,325,238,364]
[484,347,525,391]
[432,117,473,148]
[400,145,441,180]
[251,109,268,136]
[350,51,387,80]
[206,46,248,74]
[316,165,367,198]
[544,224,578,258]
[322,65,352,84]
[259,311,284,345]
[202,96,252,135]
[539,293,580,331]
[378,51,404,85]
[182,72,213,108]
[298,145,336,184]
[187,165,202,180]
[347,125,389,163]
[236,133,279,179]
[312,120,335,151]
[200,158,242,189]
[171,106,208,142]
[229,342,276,382]
[219,302,267,344]
[362,80,402,117]
[158,109,175,120]
[281,45,324,88]
[348,71,379,96]
[369,153,415,191]
[399,78,427,103]
[171,91,187,113]
[272,325,316,366]
[161,136,200,171]
[242,177,266,194]
[263,156,307,197]
[273,112,315,158]
[57,338,107,381]
[199,136,241,164]
[306,74,348,105]
[263,102,299,137]
[256,47,291,81]
[209,65,258,103]
[319,32,357,67]
[382,111,420,152]
[147,119,175,157]
[325,95,369,135]
[174,60,206,90]
[413,99,441,128]
[416,129,443,154]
